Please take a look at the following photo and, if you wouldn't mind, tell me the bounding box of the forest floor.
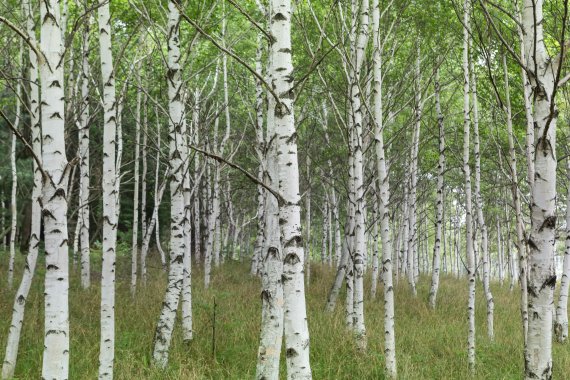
[1,250,570,379]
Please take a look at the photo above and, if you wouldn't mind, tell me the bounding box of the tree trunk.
[131,78,142,296]
[472,58,493,341]
[40,1,70,378]
[372,0,397,373]
[555,158,570,343]
[79,15,91,290]
[8,43,22,289]
[521,3,558,376]
[152,0,186,367]
[98,0,119,376]
[255,57,284,376]
[252,31,266,277]
[1,1,41,375]
[269,0,312,376]
[462,0,476,371]
[429,68,445,310]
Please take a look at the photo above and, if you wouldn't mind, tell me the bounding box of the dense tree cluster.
[1,0,570,379]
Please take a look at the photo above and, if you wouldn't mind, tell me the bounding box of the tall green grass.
[1,252,569,379]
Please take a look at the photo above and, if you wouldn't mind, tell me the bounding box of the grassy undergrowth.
[1,251,570,379]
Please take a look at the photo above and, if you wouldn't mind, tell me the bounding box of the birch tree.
[471,58,493,341]
[40,0,71,377]
[270,0,312,376]
[428,68,445,310]
[8,42,21,289]
[555,157,570,343]
[98,0,119,376]
[79,13,91,290]
[2,0,41,376]
[152,0,187,367]
[372,0,396,374]
[462,0,476,371]
[521,2,560,376]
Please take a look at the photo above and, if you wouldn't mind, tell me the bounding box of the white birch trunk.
[372,0,396,373]
[252,31,266,277]
[154,109,166,270]
[462,0,476,371]
[40,1,70,377]
[181,115,193,343]
[131,81,142,296]
[141,96,148,256]
[406,47,421,296]
[321,199,329,264]
[98,1,119,376]
[269,0,312,376]
[348,0,369,349]
[152,0,186,367]
[1,1,41,375]
[79,15,91,290]
[8,44,22,289]
[471,59,493,341]
[305,160,312,285]
[497,220,504,286]
[370,191,379,299]
[256,74,284,378]
[429,69,445,310]
[555,158,570,342]
[193,91,202,263]
[522,3,558,377]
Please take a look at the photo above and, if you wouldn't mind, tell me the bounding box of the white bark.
[429,69,445,310]
[131,85,142,295]
[141,96,149,259]
[152,0,186,367]
[1,1,41,375]
[462,0,476,371]
[370,190,379,299]
[8,43,22,289]
[40,1,70,378]
[193,91,202,263]
[255,77,284,378]
[305,157,312,285]
[497,220,504,286]
[372,0,396,373]
[321,197,329,264]
[79,16,91,290]
[182,116,193,344]
[522,2,558,377]
[347,0,369,349]
[98,0,119,376]
[555,158,570,342]
[269,0,312,376]
[401,179,410,280]
[252,31,266,277]
[154,107,166,270]
[471,58,493,341]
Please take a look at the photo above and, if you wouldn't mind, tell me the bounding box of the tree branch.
[187,143,287,206]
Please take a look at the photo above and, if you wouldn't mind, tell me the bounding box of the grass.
[1,250,570,379]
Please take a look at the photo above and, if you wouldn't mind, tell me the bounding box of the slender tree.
[40,0,71,377]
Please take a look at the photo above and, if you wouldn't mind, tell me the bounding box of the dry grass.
[1,251,570,379]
